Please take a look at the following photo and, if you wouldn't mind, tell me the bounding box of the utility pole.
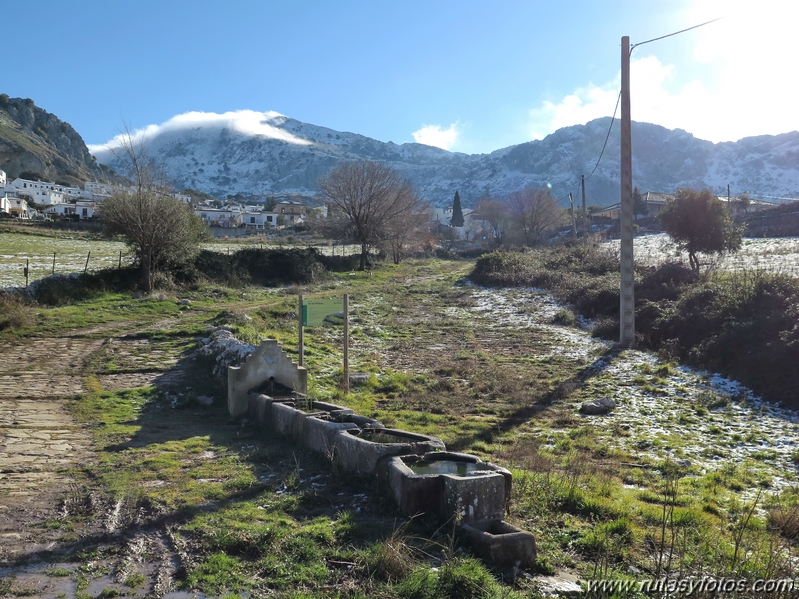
[569,193,576,234]
[581,175,587,234]
[619,36,635,346]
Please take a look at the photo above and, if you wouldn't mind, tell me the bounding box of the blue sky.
[4,0,797,154]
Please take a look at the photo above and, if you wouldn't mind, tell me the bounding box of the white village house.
[243,209,278,230]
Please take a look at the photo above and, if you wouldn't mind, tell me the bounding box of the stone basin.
[460,519,537,569]
[386,452,511,523]
[332,428,445,477]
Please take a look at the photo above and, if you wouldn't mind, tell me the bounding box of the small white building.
[84,182,113,199]
[28,188,65,206]
[173,192,192,204]
[243,210,278,230]
[44,203,77,218]
[194,207,243,228]
[0,169,6,186]
[3,197,32,218]
[44,200,97,219]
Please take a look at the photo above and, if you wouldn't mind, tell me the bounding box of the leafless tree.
[380,188,431,264]
[317,160,428,269]
[506,187,562,246]
[473,195,511,245]
[98,129,208,291]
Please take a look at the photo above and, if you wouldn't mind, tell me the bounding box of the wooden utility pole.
[619,36,635,346]
[569,193,576,234]
[298,294,304,367]
[581,175,587,234]
[343,294,349,394]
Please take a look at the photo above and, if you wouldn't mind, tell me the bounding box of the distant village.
[0,168,779,240]
[0,168,491,238]
[0,168,318,234]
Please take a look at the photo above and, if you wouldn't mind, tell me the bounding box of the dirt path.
[0,318,200,598]
[0,337,98,563]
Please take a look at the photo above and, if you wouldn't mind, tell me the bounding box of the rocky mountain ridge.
[2,97,797,208]
[92,111,799,207]
[0,95,109,186]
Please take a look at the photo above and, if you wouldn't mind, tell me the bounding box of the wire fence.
[0,232,364,289]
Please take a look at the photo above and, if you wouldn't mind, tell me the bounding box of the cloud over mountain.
[90,110,799,208]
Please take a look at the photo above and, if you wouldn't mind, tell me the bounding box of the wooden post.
[620,35,635,346]
[343,293,349,394]
[569,193,576,234]
[84,251,91,274]
[24,258,29,287]
[118,250,122,268]
[581,175,587,234]
[298,294,304,367]
[52,252,56,275]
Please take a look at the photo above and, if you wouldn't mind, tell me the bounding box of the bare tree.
[317,160,427,269]
[380,187,431,264]
[98,129,208,291]
[506,187,562,246]
[473,195,511,245]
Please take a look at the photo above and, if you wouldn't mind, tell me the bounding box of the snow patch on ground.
[462,285,799,497]
[605,233,799,276]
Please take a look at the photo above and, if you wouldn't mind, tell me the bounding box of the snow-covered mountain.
[92,111,799,207]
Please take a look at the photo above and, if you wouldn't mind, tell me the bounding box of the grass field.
[1,246,798,598]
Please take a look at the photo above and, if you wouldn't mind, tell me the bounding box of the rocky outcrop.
[0,95,110,186]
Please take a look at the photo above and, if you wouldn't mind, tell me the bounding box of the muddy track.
[0,316,197,598]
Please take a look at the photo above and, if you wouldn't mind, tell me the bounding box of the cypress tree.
[450,190,464,227]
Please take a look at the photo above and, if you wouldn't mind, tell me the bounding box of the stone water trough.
[228,338,535,569]
[386,451,511,523]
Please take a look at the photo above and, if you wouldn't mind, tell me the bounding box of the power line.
[585,90,621,181]
[630,18,722,53]
[570,18,721,206]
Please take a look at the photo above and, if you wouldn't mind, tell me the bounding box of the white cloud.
[411,122,459,150]
[88,110,312,155]
[528,0,799,143]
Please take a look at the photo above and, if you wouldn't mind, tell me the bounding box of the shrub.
[553,308,576,326]
[0,291,35,331]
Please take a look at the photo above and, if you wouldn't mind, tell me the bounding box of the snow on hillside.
[92,111,799,208]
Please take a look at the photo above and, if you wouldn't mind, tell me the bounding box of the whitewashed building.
[243,210,278,230]
[84,182,113,199]
[11,178,67,205]
[195,207,243,228]
[3,197,32,217]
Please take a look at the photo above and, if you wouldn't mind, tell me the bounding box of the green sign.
[302,297,344,327]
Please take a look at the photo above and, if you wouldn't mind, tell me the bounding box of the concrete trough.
[247,392,295,425]
[272,400,353,444]
[386,452,511,523]
[460,519,537,569]
[333,428,445,477]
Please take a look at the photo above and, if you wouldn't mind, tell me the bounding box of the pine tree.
[450,190,465,227]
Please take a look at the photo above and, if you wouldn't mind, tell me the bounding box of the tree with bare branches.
[317,160,428,269]
[98,131,208,291]
[506,187,561,246]
[473,195,511,245]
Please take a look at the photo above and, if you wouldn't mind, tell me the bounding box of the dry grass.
[0,291,35,331]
